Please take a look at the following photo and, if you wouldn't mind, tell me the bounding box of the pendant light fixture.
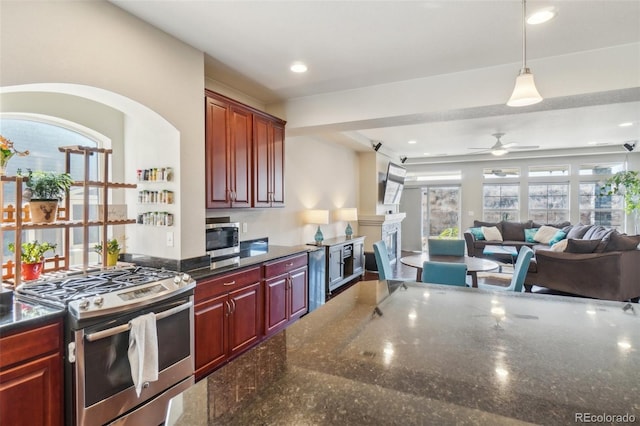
[507,0,543,107]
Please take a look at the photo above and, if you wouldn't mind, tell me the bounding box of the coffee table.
[483,245,518,267]
[400,253,500,287]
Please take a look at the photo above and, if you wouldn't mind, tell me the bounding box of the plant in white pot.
[8,240,57,280]
[20,169,74,224]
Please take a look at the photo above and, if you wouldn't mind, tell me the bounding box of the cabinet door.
[0,353,63,426]
[270,121,285,206]
[228,282,261,356]
[328,246,344,289]
[205,95,232,208]
[194,293,228,379]
[264,274,288,335]
[353,241,364,276]
[253,115,285,207]
[289,266,308,320]
[228,105,252,207]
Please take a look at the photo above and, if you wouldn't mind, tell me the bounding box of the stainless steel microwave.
[206,222,240,258]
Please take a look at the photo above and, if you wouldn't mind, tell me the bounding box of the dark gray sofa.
[465,221,640,302]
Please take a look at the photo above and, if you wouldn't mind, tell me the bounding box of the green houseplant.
[599,170,640,234]
[19,169,74,224]
[8,240,57,280]
[94,238,121,266]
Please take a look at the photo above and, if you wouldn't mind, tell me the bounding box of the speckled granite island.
[166,280,639,425]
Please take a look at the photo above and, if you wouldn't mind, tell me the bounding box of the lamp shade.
[336,208,358,222]
[305,209,329,225]
[507,70,542,107]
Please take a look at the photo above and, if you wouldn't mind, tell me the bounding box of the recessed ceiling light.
[619,122,634,127]
[527,7,557,25]
[408,140,417,144]
[422,152,430,156]
[290,62,308,73]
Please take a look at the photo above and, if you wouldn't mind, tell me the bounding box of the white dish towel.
[128,312,159,397]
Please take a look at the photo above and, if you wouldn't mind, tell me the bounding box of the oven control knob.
[173,275,182,285]
[93,296,104,306]
[181,273,191,283]
[79,299,90,310]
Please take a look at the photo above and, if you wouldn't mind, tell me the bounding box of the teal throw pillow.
[524,228,539,243]
[468,227,485,240]
[548,230,567,246]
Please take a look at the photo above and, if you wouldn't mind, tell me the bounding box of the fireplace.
[358,213,405,272]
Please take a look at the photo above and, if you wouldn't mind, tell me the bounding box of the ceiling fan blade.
[502,142,518,148]
[509,145,540,150]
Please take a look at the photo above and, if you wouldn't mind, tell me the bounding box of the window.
[578,163,625,229]
[421,186,461,250]
[482,167,520,179]
[0,117,101,265]
[529,165,569,177]
[528,183,570,223]
[578,183,624,229]
[483,184,520,222]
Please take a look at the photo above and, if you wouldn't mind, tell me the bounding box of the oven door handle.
[85,301,193,342]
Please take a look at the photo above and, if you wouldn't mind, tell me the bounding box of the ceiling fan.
[469,132,539,156]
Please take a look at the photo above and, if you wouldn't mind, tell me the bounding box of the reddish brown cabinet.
[0,319,63,426]
[205,93,252,208]
[194,266,262,380]
[253,113,285,207]
[205,89,286,209]
[263,254,308,336]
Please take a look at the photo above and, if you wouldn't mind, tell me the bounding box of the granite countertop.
[0,299,65,335]
[166,280,640,425]
[188,244,314,280]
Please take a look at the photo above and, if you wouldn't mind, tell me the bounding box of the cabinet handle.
[286,262,294,267]
[230,298,236,314]
[224,300,231,316]
[223,280,236,286]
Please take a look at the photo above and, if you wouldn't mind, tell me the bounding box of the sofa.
[464,221,640,302]
[463,220,570,262]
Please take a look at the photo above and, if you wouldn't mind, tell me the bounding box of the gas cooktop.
[15,266,194,319]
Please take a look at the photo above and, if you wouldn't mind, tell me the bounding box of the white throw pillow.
[534,225,559,244]
[550,239,568,252]
[481,226,503,241]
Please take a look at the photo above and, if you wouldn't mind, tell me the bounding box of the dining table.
[400,253,500,286]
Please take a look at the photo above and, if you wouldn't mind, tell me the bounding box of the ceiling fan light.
[507,69,543,107]
[492,148,508,156]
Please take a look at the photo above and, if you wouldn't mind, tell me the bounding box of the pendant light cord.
[521,0,527,70]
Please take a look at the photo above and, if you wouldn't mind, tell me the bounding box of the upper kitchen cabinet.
[204,90,286,209]
[205,93,252,208]
[253,113,285,208]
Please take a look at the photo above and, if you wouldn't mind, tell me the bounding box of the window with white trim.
[578,163,625,230]
[528,183,570,223]
[421,186,461,250]
[483,184,520,222]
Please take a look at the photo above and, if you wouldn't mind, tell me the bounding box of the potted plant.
[94,238,121,266]
[8,240,57,280]
[600,170,640,234]
[19,169,74,223]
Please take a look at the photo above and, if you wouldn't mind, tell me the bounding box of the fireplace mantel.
[358,213,406,226]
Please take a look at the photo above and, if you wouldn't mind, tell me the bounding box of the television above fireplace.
[382,162,406,205]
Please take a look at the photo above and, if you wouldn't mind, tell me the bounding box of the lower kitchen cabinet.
[194,266,262,380]
[0,319,63,426]
[263,253,308,337]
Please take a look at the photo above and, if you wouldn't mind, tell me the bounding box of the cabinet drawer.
[263,253,307,278]
[0,320,62,369]
[195,266,261,303]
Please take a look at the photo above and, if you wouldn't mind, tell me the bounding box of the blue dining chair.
[478,246,534,292]
[373,240,394,280]
[421,261,468,286]
[427,238,465,256]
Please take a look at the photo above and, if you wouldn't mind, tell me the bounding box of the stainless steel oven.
[15,266,196,426]
[206,221,240,258]
[71,294,194,426]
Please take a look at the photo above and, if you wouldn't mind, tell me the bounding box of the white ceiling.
[110,0,640,161]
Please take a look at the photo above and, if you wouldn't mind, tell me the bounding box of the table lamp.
[337,208,358,239]
[306,209,329,245]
